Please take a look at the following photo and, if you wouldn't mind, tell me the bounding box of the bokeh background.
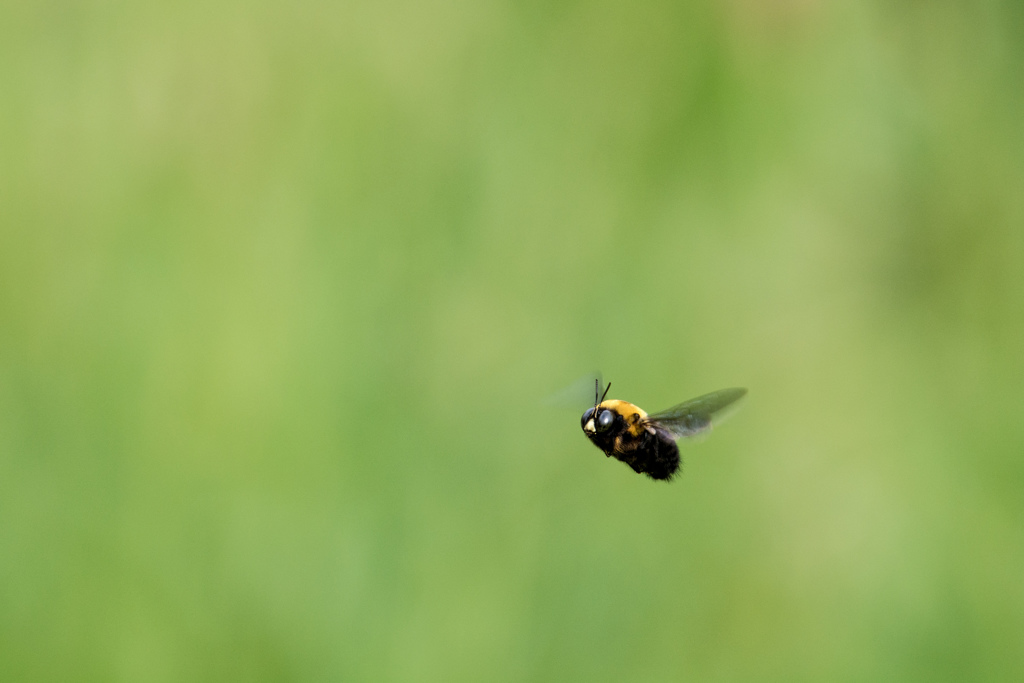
[3,1,1024,680]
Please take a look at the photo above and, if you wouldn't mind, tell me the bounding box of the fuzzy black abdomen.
[612,429,680,480]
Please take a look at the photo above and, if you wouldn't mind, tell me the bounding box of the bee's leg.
[613,445,646,474]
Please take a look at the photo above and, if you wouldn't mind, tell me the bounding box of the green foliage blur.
[2,1,1024,680]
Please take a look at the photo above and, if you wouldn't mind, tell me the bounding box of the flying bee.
[581,380,747,480]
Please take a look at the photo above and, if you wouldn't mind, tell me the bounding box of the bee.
[581,380,747,480]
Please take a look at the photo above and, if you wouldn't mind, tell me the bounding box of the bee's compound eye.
[597,409,614,431]
[581,408,595,428]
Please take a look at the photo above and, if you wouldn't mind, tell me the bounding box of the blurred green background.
[2,0,1024,680]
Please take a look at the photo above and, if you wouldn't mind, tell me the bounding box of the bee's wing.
[643,388,747,439]
[541,372,604,408]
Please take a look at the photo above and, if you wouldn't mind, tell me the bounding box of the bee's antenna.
[593,378,612,414]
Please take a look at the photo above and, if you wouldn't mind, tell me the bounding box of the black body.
[581,405,680,480]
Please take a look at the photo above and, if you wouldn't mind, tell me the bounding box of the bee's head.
[581,380,615,435]
[581,405,618,434]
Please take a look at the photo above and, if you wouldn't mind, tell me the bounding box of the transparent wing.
[541,372,604,408]
[644,387,747,439]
